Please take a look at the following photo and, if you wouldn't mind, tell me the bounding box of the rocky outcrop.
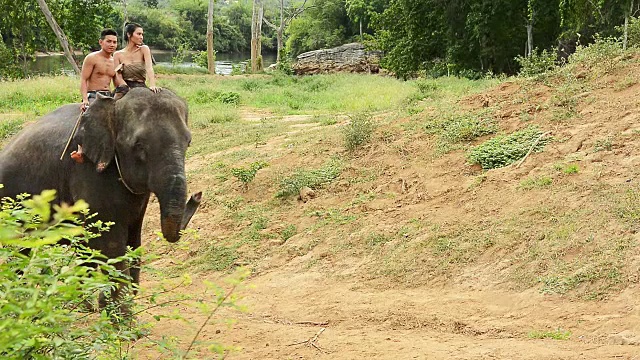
[293,43,382,75]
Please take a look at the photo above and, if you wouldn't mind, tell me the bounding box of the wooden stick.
[515,131,552,168]
[59,111,84,161]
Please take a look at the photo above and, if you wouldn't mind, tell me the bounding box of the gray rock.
[293,43,382,75]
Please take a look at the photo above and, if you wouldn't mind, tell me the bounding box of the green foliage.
[0,118,22,140]
[622,16,640,48]
[276,160,342,198]
[519,175,553,190]
[217,91,241,106]
[285,0,355,57]
[281,224,297,241]
[466,126,550,169]
[343,113,376,151]
[424,111,498,154]
[0,190,139,358]
[528,329,571,340]
[515,49,557,77]
[561,164,579,174]
[172,41,191,67]
[231,161,269,190]
[193,50,209,69]
[568,35,624,73]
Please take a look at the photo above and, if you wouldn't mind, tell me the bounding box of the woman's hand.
[149,86,162,93]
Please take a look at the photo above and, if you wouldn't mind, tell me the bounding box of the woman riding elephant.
[114,23,160,92]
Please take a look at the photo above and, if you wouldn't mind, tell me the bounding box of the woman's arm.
[142,45,159,91]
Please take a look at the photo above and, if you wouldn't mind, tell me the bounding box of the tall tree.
[207,0,216,73]
[251,0,264,71]
[36,0,80,74]
[263,0,309,63]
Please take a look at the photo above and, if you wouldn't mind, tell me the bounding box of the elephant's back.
[0,104,81,200]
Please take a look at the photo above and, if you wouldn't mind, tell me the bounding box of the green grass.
[528,329,571,340]
[275,159,342,198]
[519,176,553,190]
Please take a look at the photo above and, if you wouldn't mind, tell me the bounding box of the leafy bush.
[466,126,550,169]
[568,35,624,73]
[231,161,269,190]
[193,50,209,68]
[343,113,376,151]
[217,91,241,106]
[0,187,248,358]
[617,16,640,48]
[0,189,140,358]
[424,111,498,154]
[276,160,342,198]
[515,49,557,77]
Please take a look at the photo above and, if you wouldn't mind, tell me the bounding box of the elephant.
[0,88,200,312]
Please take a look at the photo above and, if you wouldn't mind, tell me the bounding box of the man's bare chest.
[92,58,116,77]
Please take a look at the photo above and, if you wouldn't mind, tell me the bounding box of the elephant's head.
[78,88,191,243]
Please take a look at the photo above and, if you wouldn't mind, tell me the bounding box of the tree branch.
[263,16,278,30]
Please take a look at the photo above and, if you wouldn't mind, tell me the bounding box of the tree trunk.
[276,28,283,63]
[36,0,80,74]
[207,0,215,74]
[624,0,633,50]
[526,22,533,56]
[251,0,263,72]
[360,20,363,42]
[122,0,128,43]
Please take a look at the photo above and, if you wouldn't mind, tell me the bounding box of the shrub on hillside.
[276,160,341,198]
[568,35,624,73]
[466,126,550,169]
[515,49,557,78]
[343,113,376,151]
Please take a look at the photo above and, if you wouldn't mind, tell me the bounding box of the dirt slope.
[134,60,640,359]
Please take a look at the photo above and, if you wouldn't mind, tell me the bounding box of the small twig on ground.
[515,131,552,168]
[295,320,329,326]
[287,327,326,352]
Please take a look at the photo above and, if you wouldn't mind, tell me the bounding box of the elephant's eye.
[134,142,146,160]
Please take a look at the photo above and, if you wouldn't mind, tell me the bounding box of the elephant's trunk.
[156,173,188,243]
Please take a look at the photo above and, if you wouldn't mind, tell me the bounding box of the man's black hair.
[100,28,118,39]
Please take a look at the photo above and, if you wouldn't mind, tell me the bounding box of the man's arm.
[80,55,94,110]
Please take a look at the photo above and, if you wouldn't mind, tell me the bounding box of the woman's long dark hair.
[124,23,142,43]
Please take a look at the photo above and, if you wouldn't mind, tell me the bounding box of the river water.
[31,50,276,76]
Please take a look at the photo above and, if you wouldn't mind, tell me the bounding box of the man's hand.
[80,101,89,111]
[149,86,162,93]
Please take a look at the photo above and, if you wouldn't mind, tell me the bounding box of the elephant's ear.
[79,96,116,172]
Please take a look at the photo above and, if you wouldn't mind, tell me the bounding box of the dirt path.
[137,270,640,359]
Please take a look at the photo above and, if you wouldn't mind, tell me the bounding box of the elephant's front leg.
[128,219,144,291]
[98,260,133,316]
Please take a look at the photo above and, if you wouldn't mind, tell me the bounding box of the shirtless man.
[79,28,125,110]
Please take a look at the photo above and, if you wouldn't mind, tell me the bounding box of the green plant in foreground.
[466,126,550,169]
[0,187,247,359]
[528,329,571,340]
[0,189,139,358]
[231,161,269,191]
[343,113,376,151]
